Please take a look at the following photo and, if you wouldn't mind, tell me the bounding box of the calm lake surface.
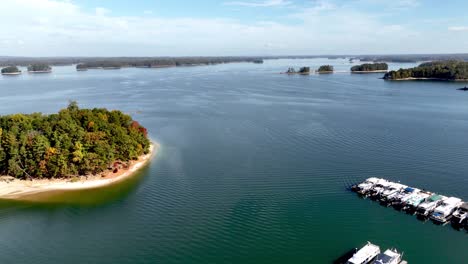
[0,59,466,263]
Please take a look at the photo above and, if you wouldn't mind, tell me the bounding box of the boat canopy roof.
[460,202,468,210]
[371,249,400,264]
[429,194,443,201]
[348,243,380,264]
[404,187,414,192]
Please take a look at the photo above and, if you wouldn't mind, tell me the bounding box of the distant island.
[316,65,334,73]
[27,64,52,73]
[351,63,388,73]
[285,67,310,75]
[383,60,468,81]
[0,102,155,201]
[76,64,88,71]
[1,66,21,75]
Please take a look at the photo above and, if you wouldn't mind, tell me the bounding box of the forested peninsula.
[351,63,388,72]
[0,102,150,180]
[383,61,468,81]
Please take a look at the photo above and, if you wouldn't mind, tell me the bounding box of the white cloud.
[95,7,111,16]
[0,0,464,56]
[224,0,291,7]
[448,26,468,32]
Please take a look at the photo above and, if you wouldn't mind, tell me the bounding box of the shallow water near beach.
[0,59,467,263]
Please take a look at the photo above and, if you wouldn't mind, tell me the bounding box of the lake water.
[0,59,466,263]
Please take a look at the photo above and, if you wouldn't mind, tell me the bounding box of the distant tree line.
[317,65,334,72]
[0,102,150,179]
[354,54,468,63]
[351,63,388,72]
[72,57,266,70]
[383,60,468,80]
[1,66,20,74]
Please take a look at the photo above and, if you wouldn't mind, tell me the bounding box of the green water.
[0,59,466,263]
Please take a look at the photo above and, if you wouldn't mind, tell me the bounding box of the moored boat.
[451,202,468,227]
[390,187,420,209]
[379,183,407,206]
[346,242,381,264]
[402,191,432,214]
[368,179,392,200]
[415,194,445,219]
[430,197,463,224]
[355,178,381,197]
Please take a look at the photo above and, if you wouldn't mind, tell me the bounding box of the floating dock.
[351,178,467,230]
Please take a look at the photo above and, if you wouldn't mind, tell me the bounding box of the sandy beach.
[1,72,22,75]
[0,143,158,200]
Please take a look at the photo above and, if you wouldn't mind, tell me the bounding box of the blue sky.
[1,0,468,56]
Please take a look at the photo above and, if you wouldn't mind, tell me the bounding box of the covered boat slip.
[351,178,466,230]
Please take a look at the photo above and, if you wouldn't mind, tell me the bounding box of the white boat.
[356,178,381,196]
[402,191,432,213]
[346,242,381,264]
[368,179,392,199]
[451,202,468,226]
[371,249,402,264]
[430,197,463,224]
[390,187,420,208]
[379,183,407,204]
[415,194,446,218]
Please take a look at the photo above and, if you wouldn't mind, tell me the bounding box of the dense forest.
[317,65,334,72]
[383,60,468,80]
[1,66,21,74]
[27,64,52,72]
[351,63,388,72]
[0,102,150,179]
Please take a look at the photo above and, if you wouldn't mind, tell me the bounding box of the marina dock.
[351,178,467,230]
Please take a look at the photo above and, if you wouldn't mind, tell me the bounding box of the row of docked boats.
[351,178,468,229]
[335,242,406,264]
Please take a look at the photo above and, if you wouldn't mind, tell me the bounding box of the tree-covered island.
[27,64,52,73]
[285,67,310,75]
[351,63,388,72]
[0,102,151,179]
[316,65,334,73]
[383,60,468,81]
[1,66,21,75]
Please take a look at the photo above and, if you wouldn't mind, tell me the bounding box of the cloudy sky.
[1,0,467,56]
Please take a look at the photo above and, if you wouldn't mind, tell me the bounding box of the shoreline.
[384,77,468,82]
[351,70,388,74]
[28,70,52,74]
[1,72,22,75]
[0,142,158,201]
